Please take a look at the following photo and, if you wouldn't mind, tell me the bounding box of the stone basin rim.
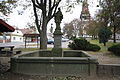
[13,50,92,57]
[11,50,98,63]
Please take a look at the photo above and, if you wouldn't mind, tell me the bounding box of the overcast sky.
[6,0,100,32]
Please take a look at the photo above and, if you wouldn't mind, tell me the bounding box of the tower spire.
[80,0,91,21]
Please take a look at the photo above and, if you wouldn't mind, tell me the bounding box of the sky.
[4,0,100,32]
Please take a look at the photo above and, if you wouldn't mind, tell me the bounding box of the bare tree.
[86,20,100,39]
[63,19,83,38]
[31,0,61,49]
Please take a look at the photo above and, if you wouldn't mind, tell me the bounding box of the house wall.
[0,29,24,43]
[11,35,23,42]
[0,34,11,43]
[111,34,120,40]
[116,34,120,40]
[10,30,23,42]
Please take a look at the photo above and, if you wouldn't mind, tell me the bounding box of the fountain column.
[52,8,63,57]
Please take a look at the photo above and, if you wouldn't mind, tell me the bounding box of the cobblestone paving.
[0,72,120,80]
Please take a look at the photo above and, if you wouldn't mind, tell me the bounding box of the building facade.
[0,29,24,43]
[10,29,23,42]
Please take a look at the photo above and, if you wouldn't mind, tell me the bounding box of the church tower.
[80,0,91,21]
[80,0,91,37]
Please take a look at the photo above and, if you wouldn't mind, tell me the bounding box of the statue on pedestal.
[52,8,63,57]
[54,8,63,30]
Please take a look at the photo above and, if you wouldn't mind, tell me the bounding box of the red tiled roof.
[19,28,34,34]
[23,33,40,37]
[0,19,15,32]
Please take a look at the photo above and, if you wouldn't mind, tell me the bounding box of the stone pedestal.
[52,29,63,57]
[53,30,62,48]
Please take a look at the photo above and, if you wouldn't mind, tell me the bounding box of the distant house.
[111,34,120,40]
[20,27,39,42]
[0,29,24,43]
[5,27,38,43]
[116,34,120,40]
[9,29,23,42]
[19,28,35,34]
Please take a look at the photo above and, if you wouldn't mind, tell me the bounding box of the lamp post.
[50,23,53,34]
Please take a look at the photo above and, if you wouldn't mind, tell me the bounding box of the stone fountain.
[11,8,98,76]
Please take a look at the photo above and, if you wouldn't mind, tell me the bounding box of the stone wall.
[11,57,98,76]
[97,64,120,76]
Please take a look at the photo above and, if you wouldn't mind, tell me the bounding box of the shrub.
[68,38,89,50]
[68,42,76,50]
[68,38,100,51]
[108,44,120,56]
[87,44,101,51]
[70,36,76,40]
[74,38,90,50]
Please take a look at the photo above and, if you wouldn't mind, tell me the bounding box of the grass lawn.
[88,40,120,52]
[84,40,120,58]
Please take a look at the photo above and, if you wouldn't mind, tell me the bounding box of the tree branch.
[36,0,40,5]
[49,0,52,11]
[47,0,62,21]
[32,0,41,33]
[35,0,42,9]
[42,0,47,16]
[31,0,42,9]
[49,0,62,20]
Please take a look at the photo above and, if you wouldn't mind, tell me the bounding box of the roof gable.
[0,19,15,32]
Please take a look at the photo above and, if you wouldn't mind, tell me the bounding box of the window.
[13,37,15,40]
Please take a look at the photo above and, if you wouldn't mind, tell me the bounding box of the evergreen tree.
[98,27,112,46]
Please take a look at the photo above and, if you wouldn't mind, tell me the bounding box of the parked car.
[62,38,69,42]
[47,39,54,44]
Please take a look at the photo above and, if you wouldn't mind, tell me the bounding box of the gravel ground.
[0,52,120,80]
[87,51,120,64]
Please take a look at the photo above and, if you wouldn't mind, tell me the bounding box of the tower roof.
[80,0,91,21]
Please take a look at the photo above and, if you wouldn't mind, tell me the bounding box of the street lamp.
[50,23,53,33]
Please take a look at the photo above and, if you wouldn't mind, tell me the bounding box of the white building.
[116,34,120,40]
[0,29,24,43]
[10,29,23,42]
[111,34,120,40]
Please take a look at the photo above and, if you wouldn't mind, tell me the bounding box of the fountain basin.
[11,50,98,76]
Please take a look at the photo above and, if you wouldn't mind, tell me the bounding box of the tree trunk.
[40,20,48,49]
[113,25,116,43]
[92,35,94,40]
[103,42,106,46]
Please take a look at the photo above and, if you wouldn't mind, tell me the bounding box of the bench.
[0,46,14,52]
[0,50,22,56]
[14,50,22,54]
[0,50,13,56]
